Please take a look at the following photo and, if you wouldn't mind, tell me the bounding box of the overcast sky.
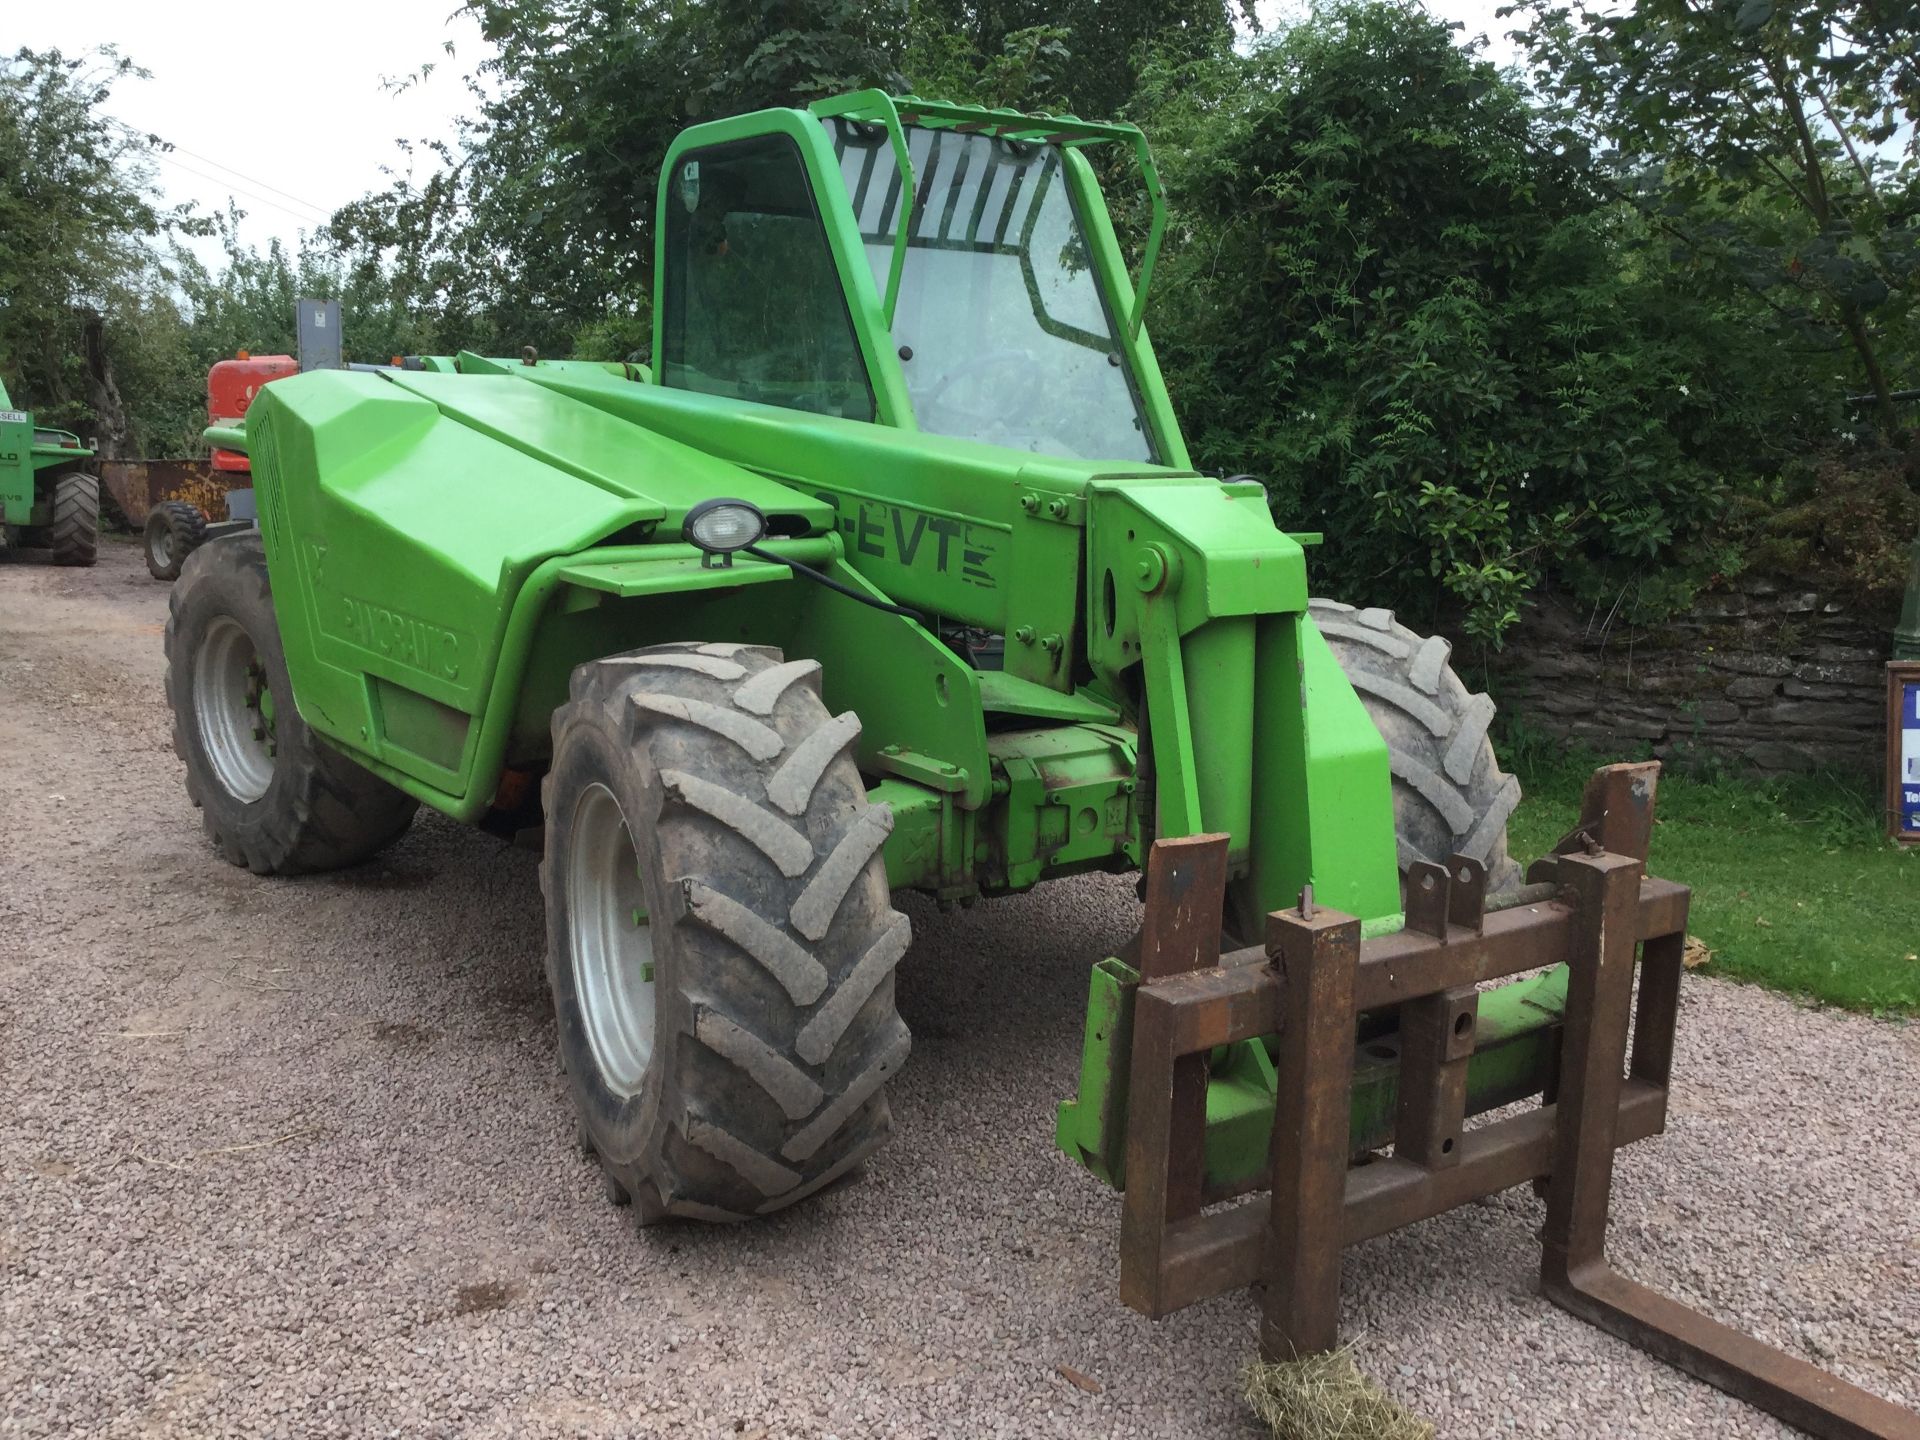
[16,0,1523,265]
[13,0,484,263]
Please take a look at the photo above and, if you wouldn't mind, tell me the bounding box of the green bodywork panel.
[243,365,858,813]
[0,380,94,527]
[1083,477,1400,931]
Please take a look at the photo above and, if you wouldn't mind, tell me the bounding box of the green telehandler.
[0,379,99,566]
[159,91,1915,1435]
[169,89,1508,1217]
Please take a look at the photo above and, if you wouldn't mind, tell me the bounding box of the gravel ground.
[2,539,1916,1440]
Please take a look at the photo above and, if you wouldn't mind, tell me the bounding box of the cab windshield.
[824,119,1156,463]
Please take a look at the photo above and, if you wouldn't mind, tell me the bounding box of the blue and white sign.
[1903,679,1920,835]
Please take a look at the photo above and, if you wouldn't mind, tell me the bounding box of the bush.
[1132,2,1827,642]
[1740,445,1920,615]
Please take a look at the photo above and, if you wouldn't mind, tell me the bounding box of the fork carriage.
[1112,763,1919,1440]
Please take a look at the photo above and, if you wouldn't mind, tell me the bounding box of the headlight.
[684,498,766,567]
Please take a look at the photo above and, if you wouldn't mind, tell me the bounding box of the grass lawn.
[1505,749,1920,1016]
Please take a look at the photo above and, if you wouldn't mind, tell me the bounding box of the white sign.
[1902,680,1920,833]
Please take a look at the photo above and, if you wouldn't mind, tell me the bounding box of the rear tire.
[47,472,98,567]
[543,643,911,1222]
[1310,599,1522,893]
[145,501,208,581]
[165,534,418,873]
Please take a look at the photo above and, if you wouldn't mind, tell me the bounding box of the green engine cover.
[245,365,833,805]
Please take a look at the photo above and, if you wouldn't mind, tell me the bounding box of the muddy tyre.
[145,501,208,581]
[1310,599,1522,894]
[47,472,98,567]
[543,643,911,1222]
[165,534,418,873]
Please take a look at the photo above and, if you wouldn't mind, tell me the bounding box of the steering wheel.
[915,348,1042,440]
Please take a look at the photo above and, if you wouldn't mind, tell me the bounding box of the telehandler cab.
[173,89,1493,1213]
[163,92,1916,1437]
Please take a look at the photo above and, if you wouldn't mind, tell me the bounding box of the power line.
[158,138,336,218]
[151,150,331,227]
[112,118,335,223]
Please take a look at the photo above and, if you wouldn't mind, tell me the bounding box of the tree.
[321,0,1250,359]
[1135,2,1810,640]
[1505,0,1920,437]
[907,0,1241,118]
[0,46,203,446]
[324,0,912,360]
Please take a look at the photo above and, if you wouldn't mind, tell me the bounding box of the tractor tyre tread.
[165,533,418,874]
[146,501,209,581]
[47,472,99,567]
[1309,598,1522,893]
[543,643,909,1223]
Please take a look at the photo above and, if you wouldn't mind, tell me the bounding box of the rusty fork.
[1117,763,1920,1440]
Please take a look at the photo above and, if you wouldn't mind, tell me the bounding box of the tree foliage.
[3,4,1911,634]
[0,46,202,439]
[1137,2,1820,639]
[908,0,1241,118]
[1505,0,1919,435]
[321,0,1248,361]
[324,0,915,361]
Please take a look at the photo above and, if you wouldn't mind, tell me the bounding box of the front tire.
[1311,599,1522,893]
[165,535,418,873]
[543,643,911,1222]
[47,472,98,567]
[145,501,208,580]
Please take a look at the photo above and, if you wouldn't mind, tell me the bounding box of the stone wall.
[1480,575,1895,775]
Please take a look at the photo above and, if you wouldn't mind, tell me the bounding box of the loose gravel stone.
[2,541,1915,1438]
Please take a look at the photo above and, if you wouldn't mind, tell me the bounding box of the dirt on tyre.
[165,533,418,873]
[543,643,911,1222]
[1310,599,1522,893]
[145,500,208,580]
[47,472,98,567]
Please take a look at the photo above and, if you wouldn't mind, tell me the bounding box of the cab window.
[823,118,1155,462]
[660,134,876,422]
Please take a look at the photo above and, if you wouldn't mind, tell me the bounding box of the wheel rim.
[148,521,172,570]
[192,616,276,801]
[567,782,656,1097]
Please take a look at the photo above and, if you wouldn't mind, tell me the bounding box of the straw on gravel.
[1243,1347,1434,1440]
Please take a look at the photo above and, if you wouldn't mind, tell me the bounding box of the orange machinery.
[207,354,299,473]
